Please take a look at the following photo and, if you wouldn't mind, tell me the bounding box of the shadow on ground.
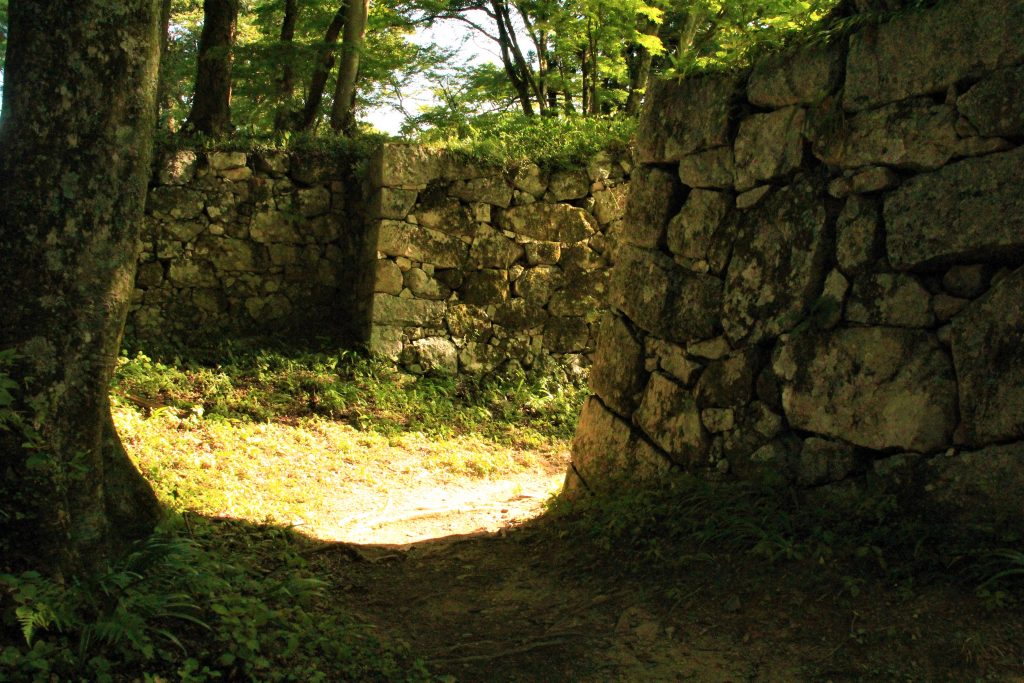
[303,515,1024,682]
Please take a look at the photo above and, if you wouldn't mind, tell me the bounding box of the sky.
[364,16,501,135]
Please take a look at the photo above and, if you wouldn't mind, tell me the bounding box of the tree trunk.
[295,6,347,132]
[158,0,174,129]
[329,0,370,134]
[625,46,653,116]
[0,0,163,579]
[587,20,599,115]
[186,0,239,136]
[273,0,301,132]
[491,0,534,116]
[580,46,591,115]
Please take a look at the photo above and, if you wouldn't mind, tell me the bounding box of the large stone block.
[620,166,684,249]
[403,268,450,301]
[774,327,957,453]
[250,210,301,244]
[611,245,723,343]
[459,269,509,306]
[677,147,735,190]
[734,107,807,191]
[589,313,647,418]
[370,143,442,188]
[497,203,597,243]
[813,100,959,171]
[407,337,459,375]
[449,175,514,208]
[469,226,524,269]
[748,42,843,108]
[493,299,547,330]
[666,189,734,275]
[845,274,934,328]
[843,0,1024,111]
[374,259,403,294]
[376,220,467,268]
[951,266,1024,447]
[694,348,760,409]
[836,195,882,276]
[884,147,1024,270]
[543,316,590,354]
[414,196,476,237]
[634,372,708,467]
[372,294,445,327]
[369,187,418,220]
[514,265,564,304]
[723,180,831,345]
[567,397,672,496]
[957,64,1024,138]
[200,236,258,273]
[548,169,590,200]
[924,442,1024,526]
[636,74,742,163]
[593,184,629,226]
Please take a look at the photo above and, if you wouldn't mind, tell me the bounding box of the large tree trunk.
[273,0,301,132]
[0,0,163,579]
[329,0,370,134]
[186,0,239,136]
[295,6,347,132]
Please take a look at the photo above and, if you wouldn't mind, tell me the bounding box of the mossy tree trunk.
[329,0,370,135]
[0,0,163,579]
[186,0,239,136]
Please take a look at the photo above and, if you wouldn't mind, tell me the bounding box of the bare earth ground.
[299,469,1024,682]
[119,407,1024,682]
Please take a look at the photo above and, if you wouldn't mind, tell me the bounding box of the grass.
[1,343,587,681]
[110,344,584,532]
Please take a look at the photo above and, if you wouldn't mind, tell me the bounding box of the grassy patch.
[417,114,636,170]
[112,345,584,531]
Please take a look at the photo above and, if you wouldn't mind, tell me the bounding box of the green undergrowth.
[421,113,636,170]
[153,129,389,177]
[1,518,429,682]
[548,474,1024,605]
[113,344,586,445]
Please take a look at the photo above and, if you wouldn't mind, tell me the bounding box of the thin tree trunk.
[295,6,347,132]
[274,0,301,132]
[157,0,174,129]
[186,0,239,136]
[625,47,653,116]
[0,0,162,579]
[330,0,370,134]
[490,0,534,116]
[587,20,599,115]
[580,46,590,115]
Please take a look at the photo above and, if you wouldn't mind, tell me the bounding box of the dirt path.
[303,478,1024,682]
[317,471,564,545]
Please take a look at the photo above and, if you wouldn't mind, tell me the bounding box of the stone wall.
[366,144,631,374]
[129,149,374,344]
[568,0,1024,525]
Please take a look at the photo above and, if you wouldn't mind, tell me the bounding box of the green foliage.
[0,524,429,681]
[113,344,587,444]
[419,112,635,169]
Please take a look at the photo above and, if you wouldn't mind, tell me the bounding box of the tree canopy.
[0,0,840,140]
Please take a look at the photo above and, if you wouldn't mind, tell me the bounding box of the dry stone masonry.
[366,144,630,375]
[569,0,1024,526]
[129,149,374,343]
